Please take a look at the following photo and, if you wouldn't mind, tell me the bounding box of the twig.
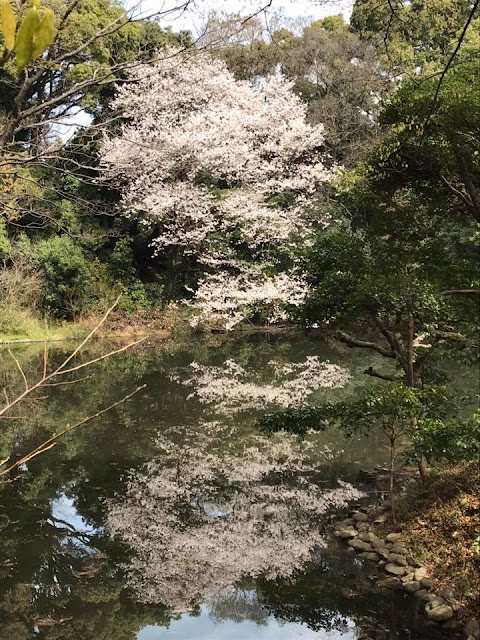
[0,296,144,418]
[42,375,92,387]
[0,385,146,479]
[43,343,48,379]
[8,349,29,392]
[50,339,145,378]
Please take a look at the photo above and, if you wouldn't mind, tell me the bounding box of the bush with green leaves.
[107,238,164,311]
[34,236,95,319]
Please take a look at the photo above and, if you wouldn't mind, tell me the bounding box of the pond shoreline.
[0,314,310,345]
[332,471,480,640]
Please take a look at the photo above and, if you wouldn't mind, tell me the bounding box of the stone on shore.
[424,594,445,605]
[465,619,480,640]
[385,563,406,576]
[414,567,427,581]
[385,533,402,543]
[347,539,372,552]
[390,544,409,555]
[401,572,415,583]
[420,578,433,589]
[359,551,380,562]
[377,577,402,590]
[425,602,454,622]
[353,511,369,522]
[403,580,421,593]
[334,526,358,539]
[388,553,408,566]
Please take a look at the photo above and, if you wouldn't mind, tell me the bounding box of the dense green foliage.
[350,0,479,75]
[258,0,479,477]
[366,63,480,223]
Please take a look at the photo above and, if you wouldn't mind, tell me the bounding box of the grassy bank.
[0,308,88,343]
[394,462,480,613]
[1,303,303,344]
[0,306,177,344]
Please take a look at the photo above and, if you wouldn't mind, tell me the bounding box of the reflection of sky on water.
[137,606,356,639]
[50,493,97,534]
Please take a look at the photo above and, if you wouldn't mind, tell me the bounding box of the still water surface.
[0,332,467,639]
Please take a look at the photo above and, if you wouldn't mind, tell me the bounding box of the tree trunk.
[389,433,396,526]
[418,454,430,485]
[406,313,415,387]
[405,314,430,483]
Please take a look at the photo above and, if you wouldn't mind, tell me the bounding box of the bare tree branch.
[363,366,395,381]
[335,330,396,358]
[0,296,144,418]
[442,289,480,296]
[0,384,146,480]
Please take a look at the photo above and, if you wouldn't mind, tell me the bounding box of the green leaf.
[14,6,40,69]
[0,0,16,51]
[31,7,54,60]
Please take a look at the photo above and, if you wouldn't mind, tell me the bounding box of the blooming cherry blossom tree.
[170,356,351,415]
[101,50,332,327]
[102,51,330,328]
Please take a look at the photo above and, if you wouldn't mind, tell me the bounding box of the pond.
[0,332,468,640]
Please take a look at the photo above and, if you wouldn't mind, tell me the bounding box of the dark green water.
[0,332,469,640]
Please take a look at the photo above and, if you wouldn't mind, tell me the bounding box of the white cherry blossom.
[101,50,333,328]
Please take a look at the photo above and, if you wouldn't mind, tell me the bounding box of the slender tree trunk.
[389,432,396,526]
[406,313,415,387]
[405,313,429,483]
[418,455,429,485]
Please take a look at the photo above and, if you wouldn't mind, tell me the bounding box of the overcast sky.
[130,0,354,33]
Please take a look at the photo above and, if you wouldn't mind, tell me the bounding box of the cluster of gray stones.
[333,509,480,639]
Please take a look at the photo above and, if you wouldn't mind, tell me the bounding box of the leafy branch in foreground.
[258,383,479,521]
[1,0,55,70]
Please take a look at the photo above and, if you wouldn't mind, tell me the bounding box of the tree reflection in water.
[0,336,458,639]
[107,420,364,610]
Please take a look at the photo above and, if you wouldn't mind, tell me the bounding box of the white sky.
[130,0,354,34]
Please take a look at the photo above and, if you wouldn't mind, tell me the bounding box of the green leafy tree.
[259,383,477,514]
[218,15,388,165]
[365,64,480,223]
[350,0,479,76]
[34,235,94,318]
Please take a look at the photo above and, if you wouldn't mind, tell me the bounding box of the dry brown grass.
[395,462,480,612]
